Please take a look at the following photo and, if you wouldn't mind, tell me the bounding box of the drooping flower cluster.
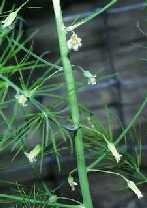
[2,10,18,28]
[67,32,82,51]
[127,180,143,199]
[107,142,122,163]
[1,0,30,28]
[68,175,78,191]
[83,70,97,85]
[24,144,42,163]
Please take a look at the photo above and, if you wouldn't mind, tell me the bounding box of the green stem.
[0,194,81,208]
[89,96,147,169]
[66,0,118,31]
[52,0,93,207]
[116,96,147,144]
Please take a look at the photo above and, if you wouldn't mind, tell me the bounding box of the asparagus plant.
[0,0,147,207]
[52,0,93,207]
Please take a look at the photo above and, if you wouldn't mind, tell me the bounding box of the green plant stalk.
[52,0,93,207]
[66,0,118,31]
[0,194,82,208]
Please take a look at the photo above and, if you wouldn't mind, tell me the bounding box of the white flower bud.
[15,94,28,107]
[24,144,42,163]
[107,142,122,163]
[2,11,18,28]
[83,70,96,85]
[68,175,78,191]
[127,180,143,199]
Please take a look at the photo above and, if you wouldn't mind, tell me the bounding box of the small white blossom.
[83,70,96,85]
[2,10,18,28]
[68,175,78,191]
[107,142,122,163]
[127,180,143,199]
[24,144,42,163]
[15,94,28,107]
[67,32,82,51]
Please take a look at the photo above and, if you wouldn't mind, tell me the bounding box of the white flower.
[107,142,122,163]
[127,180,143,199]
[68,175,78,191]
[2,10,18,28]
[15,94,28,107]
[83,70,96,85]
[67,32,82,51]
[24,144,42,163]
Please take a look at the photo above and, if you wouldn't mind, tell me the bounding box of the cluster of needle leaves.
[0,0,74,177]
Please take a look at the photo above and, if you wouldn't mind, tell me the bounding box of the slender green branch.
[52,0,93,207]
[11,39,62,71]
[87,169,128,182]
[17,0,31,12]
[116,96,147,144]
[66,0,118,31]
[0,0,6,14]
[0,194,82,208]
[89,96,147,169]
